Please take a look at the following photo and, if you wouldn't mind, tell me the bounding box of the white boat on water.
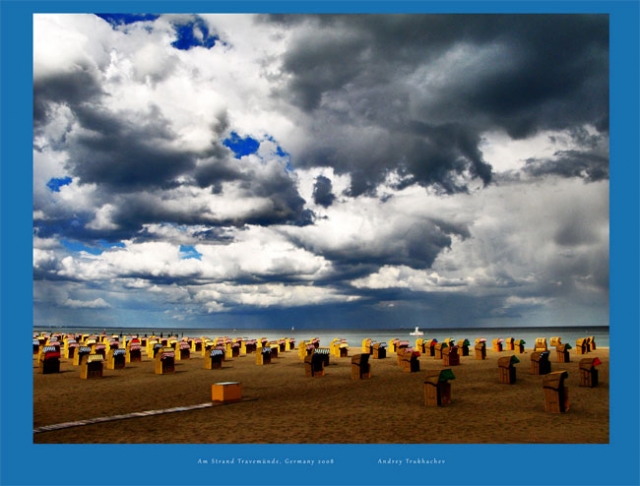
[409,326,424,336]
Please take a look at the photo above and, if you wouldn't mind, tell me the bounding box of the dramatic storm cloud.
[33,13,609,329]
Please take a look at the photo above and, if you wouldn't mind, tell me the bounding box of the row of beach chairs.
[34,333,601,383]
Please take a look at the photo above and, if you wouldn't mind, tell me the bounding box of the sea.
[33,325,610,348]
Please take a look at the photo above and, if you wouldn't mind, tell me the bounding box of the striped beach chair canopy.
[210,349,224,357]
[113,349,126,357]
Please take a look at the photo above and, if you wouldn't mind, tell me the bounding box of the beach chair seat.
[285,338,296,351]
[388,339,400,353]
[362,338,373,354]
[107,348,126,370]
[549,336,562,347]
[457,339,470,356]
[373,342,387,359]
[205,349,225,370]
[314,347,331,367]
[244,339,257,354]
[575,338,587,355]
[555,343,571,363]
[175,342,190,360]
[64,341,79,359]
[256,347,272,365]
[424,369,455,407]
[336,342,349,357]
[434,342,446,360]
[579,357,601,387]
[351,354,371,380]
[39,346,61,374]
[191,338,203,353]
[534,338,548,352]
[154,348,175,375]
[498,355,519,384]
[126,342,142,363]
[492,338,504,352]
[73,346,92,366]
[442,345,460,366]
[397,341,410,357]
[530,351,551,375]
[152,343,164,358]
[399,348,420,373]
[514,339,526,354]
[543,371,569,413]
[80,353,104,379]
[304,353,325,377]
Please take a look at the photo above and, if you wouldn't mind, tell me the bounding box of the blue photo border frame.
[1,1,638,485]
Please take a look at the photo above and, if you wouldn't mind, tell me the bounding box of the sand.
[33,342,609,444]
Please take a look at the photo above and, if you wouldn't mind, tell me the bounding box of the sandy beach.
[33,340,609,444]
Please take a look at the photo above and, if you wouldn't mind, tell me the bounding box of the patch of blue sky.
[95,14,160,27]
[179,245,202,260]
[223,132,260,159]
[265,135,294,172]
[46,176,72,192]
[61,239,103,255]
[171,17,218,51]
[98,240,125,249]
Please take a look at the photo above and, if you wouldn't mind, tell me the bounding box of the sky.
[32,13,610,330]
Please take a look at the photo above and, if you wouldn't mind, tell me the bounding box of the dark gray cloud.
[67,104,196,190]
[266,14,608,195]
[291,217,470,275]
[34,69,105,128]
[523,150,609,181]
[312,175,336,207]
